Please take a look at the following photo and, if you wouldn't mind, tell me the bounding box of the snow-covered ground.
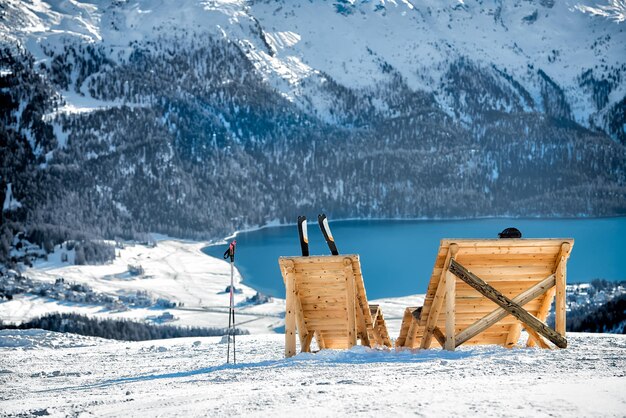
[2,240,624,416]
[0,330,624,417]
[0,238,416,335]
[0,239,286,333]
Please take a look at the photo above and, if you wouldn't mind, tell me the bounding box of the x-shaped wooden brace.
[420,242,570,350]
[448,259,567,349]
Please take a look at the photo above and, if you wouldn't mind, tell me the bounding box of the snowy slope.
[0,330,625,416]
[0,238,415,335]
[0,239,286,333]
[2,0,624,125]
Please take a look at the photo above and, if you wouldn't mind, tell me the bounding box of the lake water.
[203,218,626,299]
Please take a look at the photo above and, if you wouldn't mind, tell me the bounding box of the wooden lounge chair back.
[279,255,392,357]
[398,238,574,350]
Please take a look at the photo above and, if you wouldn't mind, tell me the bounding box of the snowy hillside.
[0,239,287,333]
[0,238,417,335]
[1,330,625,416]
[1,0,625,255]
[3,0,624,124]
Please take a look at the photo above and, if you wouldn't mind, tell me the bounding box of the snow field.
[1,239,286,334]
[0,331,625,416]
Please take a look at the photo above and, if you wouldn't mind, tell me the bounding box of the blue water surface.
[203,218,626,299]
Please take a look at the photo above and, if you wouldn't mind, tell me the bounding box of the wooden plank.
[457,257,561,266]
[294,265,346,273]
[405,316,419,348]
[555,243,571,337]
[304,318,351,326]
[282,260,297,358]
[298,283,346,290]
[300,302,347,311]
[536,287,557,322]
[421,244,458,348]
[298,288,347,297]
[525,327,551,349]
[375,311,393,348]
[440,239,573,247]
[280,255,359,264]
[301,332,314,353]
[395,308,414,347]
[504,323,523,348]
[433,327,446,347]
[300,296,345,304]
[303,310,348,319]
[449,259,567,348]
[442,316,525,327]
[424,302,544,318]
[453,247,562,256]
[462,337,509,346]
[355,296,370,346]
[455,298,543,309]
[315,331,326,350]
[445,269,455,351]
[294,284,310,350]
[343,258,357,347]
[433,265,554,277]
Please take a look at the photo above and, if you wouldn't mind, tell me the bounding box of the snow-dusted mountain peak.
[0,0,624,245]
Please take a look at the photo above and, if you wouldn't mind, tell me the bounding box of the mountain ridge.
[0,0,625,258]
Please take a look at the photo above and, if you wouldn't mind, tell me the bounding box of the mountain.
[1,0,625,256]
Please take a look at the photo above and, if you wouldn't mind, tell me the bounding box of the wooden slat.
[283,260,297,358]
[315,331,326,349]
[433,327,446,346]
[453,247,562,256]
[525,327,551,349]
[504,323,523,348]
[421,244,458,348]
[555,243,571,337]
[300,296,346,304]
[343,258,357,347]
[445,269,455,350]
[304,318,352,326]
[303,310,348,319]
[294,284,310,350]
[280,255,358,264]
[440,239,573,247]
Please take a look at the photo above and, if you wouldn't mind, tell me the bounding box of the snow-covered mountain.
[1,0,625,249]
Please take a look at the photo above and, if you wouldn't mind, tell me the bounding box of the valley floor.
[1,330,625,417]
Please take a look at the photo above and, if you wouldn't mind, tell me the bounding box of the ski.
[318,213,339,255]
[297,215,309,256]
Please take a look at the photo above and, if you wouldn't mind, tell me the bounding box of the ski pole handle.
[223,240,237,262]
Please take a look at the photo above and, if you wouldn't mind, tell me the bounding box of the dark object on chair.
[498,227,522,238]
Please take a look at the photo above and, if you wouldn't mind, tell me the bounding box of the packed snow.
[0,331,625,416]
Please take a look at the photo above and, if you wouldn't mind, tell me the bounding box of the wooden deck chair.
[279,255,393,358]
[396,239,574,350]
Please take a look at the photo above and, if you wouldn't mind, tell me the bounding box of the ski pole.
[223,240,237,363]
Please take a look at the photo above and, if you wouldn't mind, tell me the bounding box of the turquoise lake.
[203,218,626,299]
